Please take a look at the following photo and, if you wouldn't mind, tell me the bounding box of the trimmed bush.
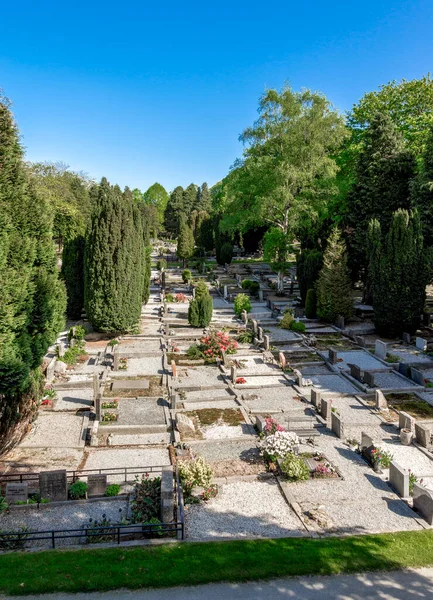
[220,242,233,265]
[279,309,294,330]
[289,321,306,333]
[280,454,310,481]
[156,259,167,271]
[305,289,317,319]
[182,269,192,283]
[234,294,251,316]
[104,484,121,497]
[69,481,88,500]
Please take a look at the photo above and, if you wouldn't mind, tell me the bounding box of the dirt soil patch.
[212,458,266,477]
[187,408,245,427]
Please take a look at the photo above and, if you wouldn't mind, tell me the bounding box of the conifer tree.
[164,186,184,235]
[316,228,353,322]
[196,182,212,213]
[61,236,85,319]
[368,210,430,336]
[411,125,433,246]
[177,215,194,266]
[183,183,198,216]
[188,281,213,327]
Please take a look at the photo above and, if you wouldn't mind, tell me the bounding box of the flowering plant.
[199,330,238,360]
[260,431,299,461]
[235,377,246,384]
[102,399,118,409]
[371,448,393,468]
[201,484,218,501]
[175,293,187,303]
[263,417,285,436]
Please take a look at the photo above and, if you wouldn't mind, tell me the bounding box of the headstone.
[171,360,177,378]
[54,360,67,375]
[221,350,227,367]
[311,388,322,408]
[263,335,270,351]
[255,415,267,433]
[87,474,107,497]
[161,271,166,291]
[257,326,264,341]
[374,340,387,360]
[94,393,101,420]
[399,410,415,432]
[258,290,264,302]
[113,346,120,370]
[230,365,237,383]
[39,470,68,502]
[355,335,366,347]
[331,411,344,438]
[176,413,195,433]
[375,390,388,410]
[416,337,427,352]
[398,362,409,377]
[58,341,65,358]
[364,371,376,387]
[241,310,248,324]
[171,393,180,410]
[46,358,56,383]
[411,368,425,386]
[389,461,409,498]
[402,332,411,345]
[415,422,431,448]
[328,348,338,364]
[413,483,433,524]
[335,315,345,330]
[93,373,100,400]
[361,431,375,451]
[320,398,331,423]
[279,352,286,369]
[223,285,228,299]
[5,483,28,504]
[293,369,302,386]
[252,320,258,334]
[349,363,362,381]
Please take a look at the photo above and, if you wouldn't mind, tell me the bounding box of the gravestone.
[241,310,248,324]
[94,393,101,420]
[411,368,425,386]
[292,369,303,386]
[46,358,56,383]
[255,415,267,433]
[349,363,362,382]
[87,474,107,497]
[171,393,180,410]
[161,468,174,523]
[258,289,264,302]
[402,332,411,345]
[279,352,286,368]
[389,461,409,498]
[361,431,375,451]
[171,360,177,378]
[398,362,409,377]
[93,373,100,400]
[375,390,388,410]
[331,411,344,438]
[399,411,415,432]
[112,379,149,391]
[413,483,433,524]
[355,335,366,347]
[39,470,68,501]
[5,483,28,504]
[223,285,228,299]
[335,315,345,330]
[58,341,65,358]
[364,371,376,387]
[176,413,195,433]
[263,335,270,351]
[252,320,258,334]
[328,348,338,365]
[416,337,427,352]
[320,398,331,423]
[374,340,387,360]
[415,422,431,448]
[113,346,120,370]
[230,365,237,383]
[257,326,264,341]
[311,388,321,408]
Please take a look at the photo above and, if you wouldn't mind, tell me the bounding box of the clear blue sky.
[1,0,432,192]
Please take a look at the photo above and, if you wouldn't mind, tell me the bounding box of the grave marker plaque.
[328,348,338,364]
[415,422,431,448]
[374,340,387,360]
[389,461,409,498]
[416,337,427,352]
[279,352,286,368]
[5,483,28,504]
[411,368,425,386]
[348,363,362,381]
[413,483,433,524]
[39,470,68,502]
[87,474,107,497]
[364,371,375,387]
[263,335,270,351]
[375,390,388,410]
[402,332,411,345]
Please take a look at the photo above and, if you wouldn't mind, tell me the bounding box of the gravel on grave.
[83,447,171,470]
[298,374,360,394]
[1,499,128,547]
[334,350,387,372]
[183,399,240,411]
[237,375,290,388]
[117,397,166,426]
[328,396,383,425]
[191,439,261,463]
[113,356,162,376]
[201,423,255,440]
[185,388,235,401]
[54,388,93,412]
[185,480,303,540]
[379,438,433,476]
[19,413,85,449]
[176,367,227,388]
[387,346,433,364]
[372,372,420,389]
[108,432,172,446]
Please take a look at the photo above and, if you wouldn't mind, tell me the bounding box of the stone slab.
[111,379,150,391]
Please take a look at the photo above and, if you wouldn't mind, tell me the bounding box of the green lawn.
[1,531,433,596]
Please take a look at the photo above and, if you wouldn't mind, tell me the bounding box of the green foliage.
[411,125,433,247]
[130,476,161,523]
[61,236,85,319]
[186,344,203,359]
[280,454,310,481]
[188,283,213,327]
[156,259,167,271]
[0,496,8,514]
[219,242,233,265]
[233,293,251,316]
[316,228,353,323]
[182,269,191,283]
[290,321,306,333]
[69,481,88,500]
[279,309,294,330]
[104,484,121,497]
[164,186,184,235]
[241,279,260,294]
[368,210,430,337]
[177,216,195,265]
[142,182,168,227]
[142,246,152,304]
[296,250,323,305]
[178,456,213,492]
[237,330,255,344]
[305,289,317,319]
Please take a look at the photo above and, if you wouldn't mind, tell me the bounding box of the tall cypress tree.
[61,236,85,319]
[345,113,415,287]
[411,125,433,247]
[164,186,184,235]
[196,182,212,213]
[177,215,195,266]
[183,183,198,216]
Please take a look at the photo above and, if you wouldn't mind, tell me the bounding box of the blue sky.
[1,0,432,191]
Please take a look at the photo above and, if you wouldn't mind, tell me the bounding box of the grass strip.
[1,531,433,596]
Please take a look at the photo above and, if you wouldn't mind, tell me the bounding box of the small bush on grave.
[130,475,161,523]
[0,496,9,514]
[199,330,238,360]
[260,431,299,461]
[305,289,317,319]
[188,282,213,327]
[182,269,192,283]
[234,293,251,316]
[186,344,204,359]
[280,454,310,482]
[178,456,213,492]
[237,329,255,344]
[290,321,306,333]
[279,308,294,329]
[241,279,254,289]
[157,259,167,271]
[69,480,88,500]
[165,293,174,302]
[104,484,121,497]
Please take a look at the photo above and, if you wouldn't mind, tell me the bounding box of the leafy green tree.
[177,216,194,266]
[316,228,353,323]
[345,113,415,289]
[296,249,323,305]
[220,85,347,291]
[143,182,169,227]
[368,210,430,337]
[411,125,433,246]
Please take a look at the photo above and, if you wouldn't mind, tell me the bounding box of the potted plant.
[400,428,413,446]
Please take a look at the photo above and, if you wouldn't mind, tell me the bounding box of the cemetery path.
[9,566,433,599]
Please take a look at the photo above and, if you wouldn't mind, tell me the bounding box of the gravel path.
[185,480,304,540]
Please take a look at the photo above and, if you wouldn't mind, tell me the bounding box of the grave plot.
[18,413,88,450]
[284,433,423,535]
[386,344,433,365]
[276,347,323,363]
[185,479,304,540]
[175,366,228,389]
[296,373,361,395]
[0,446,83,475]
[312,334,358,351]
[104,376,165,398]
[322,395,384,439]
[233,374,291,388]
[230,355,281,375]
[241,386,308,415]
[83,447,171,473]
[112,355,163,376]
[263,326,303,344]
[368,371,422,391]
[112,338,162,354]
[177,407,254,441]
[181,388,239,411]
[328,350,388,372]
[52,388,93,412]
[383,393,433,420]
[378,437,433,482]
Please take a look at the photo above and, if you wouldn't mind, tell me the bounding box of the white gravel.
[185,480,304,539]
[202,424,254,440]
[83,447,171,470]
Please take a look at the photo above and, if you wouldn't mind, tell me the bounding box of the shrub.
[305,289,317,319]
[260,431,299,461]
[186,344,203,359]
[0,495,8,514]
[0,526,29,551]
[290,321,306,333]
[234,293,252,316]
[130,475,161,523]
[188,294,213,327]
[296,249,323,305]
[178,456,213,492]
[262,417,285,436]
[182,269,192,283]
[199,330,238,360]
[156,259,167,271]
[241,279,253,289]
[68,325,86,342]
[249,281,260,295]
[194,281,209,298]
[279,308,294,329]
[220,242,233,265]
[237,330,254,344]
[165,293,174,302]
[61,345,87,365]
[104,484,121,497]
[280,454,310,481]
[69,481,88,499]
